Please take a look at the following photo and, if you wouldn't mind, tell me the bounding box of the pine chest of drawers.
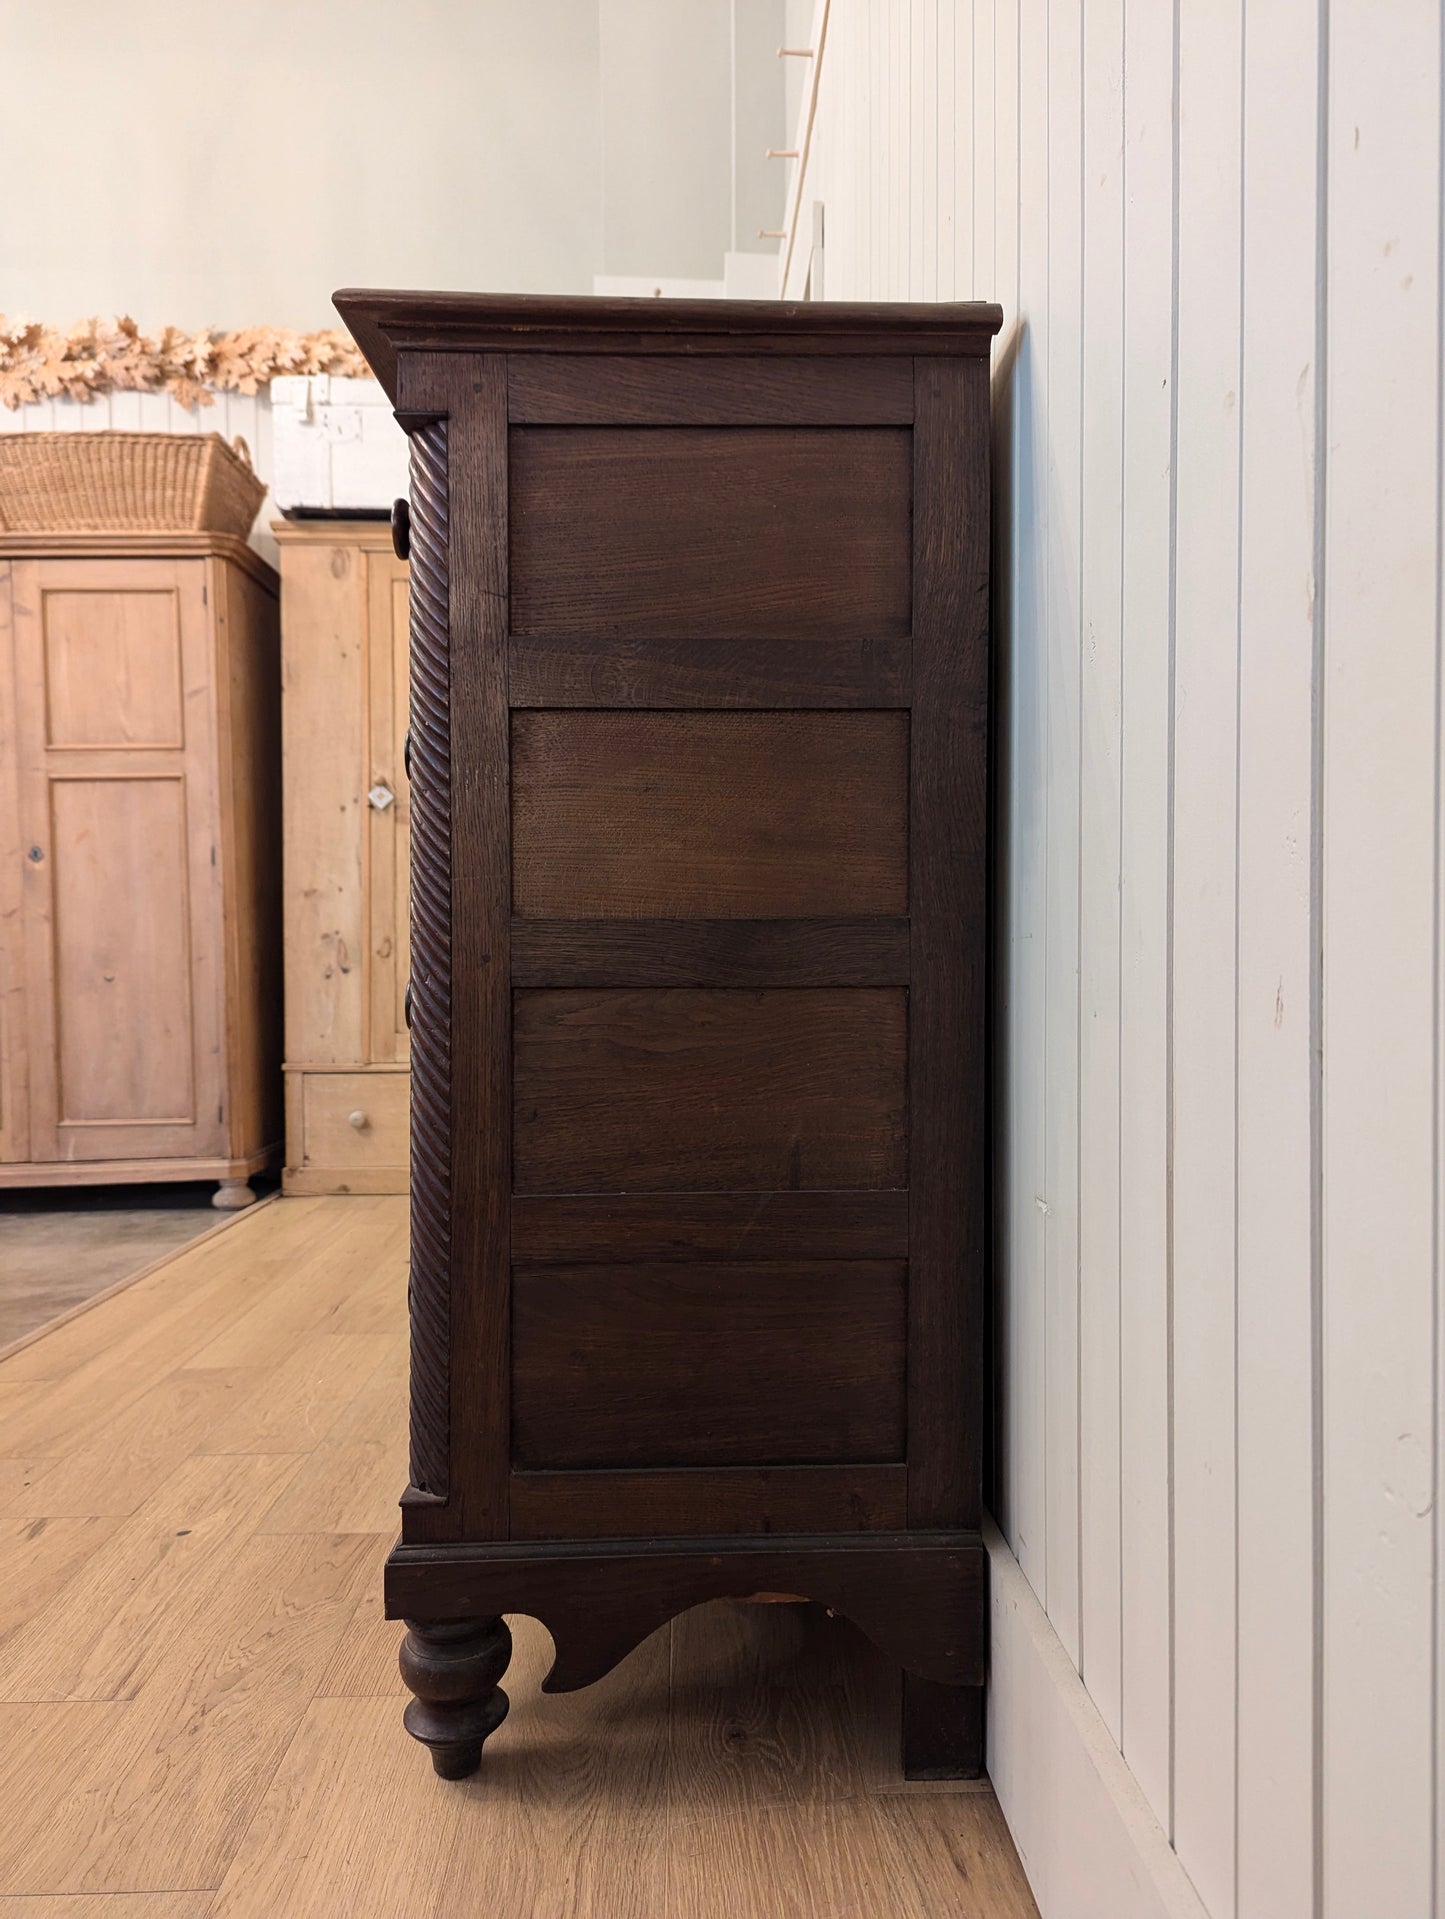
[335,289,1002,1781]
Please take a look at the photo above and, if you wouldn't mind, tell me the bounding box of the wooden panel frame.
[397,352,513,1541]
[507,354,915,425]
[395,407,453,1513]
[365,552,412,1067]
[906,358,990,1529]
[10,558,227,1165]
[511,1190,910,1263]
[510,917,909,988]
[510,1465,908,1539]
[508,633,910,709]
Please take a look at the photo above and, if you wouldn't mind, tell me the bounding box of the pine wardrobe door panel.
[12,559,225,1162]
[366,553,411,1064]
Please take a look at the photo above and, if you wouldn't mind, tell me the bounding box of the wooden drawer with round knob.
[283,1068,409,1194]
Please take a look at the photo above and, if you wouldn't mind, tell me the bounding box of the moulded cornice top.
[333,288,1005,406]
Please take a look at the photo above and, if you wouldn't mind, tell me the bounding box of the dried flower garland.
[0,315,370,411]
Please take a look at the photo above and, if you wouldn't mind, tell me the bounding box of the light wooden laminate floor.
[0,1195,1038,1917]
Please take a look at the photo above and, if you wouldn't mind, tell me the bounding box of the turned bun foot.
[399,1617,512,1778]
[212,1178,257,1211]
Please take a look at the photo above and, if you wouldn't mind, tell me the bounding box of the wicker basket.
[0,431,266,537]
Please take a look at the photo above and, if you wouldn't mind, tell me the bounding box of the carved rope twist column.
[406,419,452,1499]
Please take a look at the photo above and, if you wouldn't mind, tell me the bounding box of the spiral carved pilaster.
[405,419,451,1500]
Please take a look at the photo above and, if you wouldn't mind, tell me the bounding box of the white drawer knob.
[348,1110,368,1131]
[368,782,395,812]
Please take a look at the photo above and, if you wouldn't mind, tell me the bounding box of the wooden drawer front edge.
[290,1070,409,1180]
[404,416,452,1503]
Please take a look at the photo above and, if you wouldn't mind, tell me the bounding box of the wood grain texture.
[507,353,915,425]
[2,542,280,1194]
[511,1262,907,1469]
[511,1190,910,1263]
[0,1195,1033,1912]
[336,288,1004,396]
[399,419,451,1505]
[512,988,907,1194]
[511,917,910,988]
[508,427,912,640]
[906,358,989,1529]
[510,1464,907,1539]
[512,711,908,919]
[276,537,366,1072]
[439,357,513,1544]
[276,518,412,1197]
[508,633,912,708]
[385,1533,987,1694]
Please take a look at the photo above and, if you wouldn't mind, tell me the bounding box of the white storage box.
[269,375,409,514]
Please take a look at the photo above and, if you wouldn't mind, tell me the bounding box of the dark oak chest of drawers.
[335,289,1002,1782]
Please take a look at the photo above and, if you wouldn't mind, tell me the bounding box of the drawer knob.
[392,496,411,561]
[368,781,395,812]
[348,1110,368,1131]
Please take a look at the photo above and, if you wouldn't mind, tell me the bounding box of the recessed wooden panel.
[509,1465,909,1538]
[513,988,907,1194]
[509,427,912,639]
[511,1262,907,1468]
[513,711,908,919]
[43,589,182,747]
[50,776,194,1124]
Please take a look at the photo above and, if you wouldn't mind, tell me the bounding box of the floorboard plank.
[0,1534,375,1896]
[0,1454,303,1703]
[0,1196,1037,1914]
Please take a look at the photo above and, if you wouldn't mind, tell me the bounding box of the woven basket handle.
[230,434,254,471]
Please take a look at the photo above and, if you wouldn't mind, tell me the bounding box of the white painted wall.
[791,6,1443,1917]
[2,0,785,329]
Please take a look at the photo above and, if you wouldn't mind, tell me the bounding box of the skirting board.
[984,1515,1209,1919]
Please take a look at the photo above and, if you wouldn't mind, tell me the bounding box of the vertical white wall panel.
[1077,0,1125,1749]
[1043,0,1083,1669]
[938,0,958,298]
[954,0,977,297]
[922,0,939,300]
[973,0,996,307]
[1007,0,1052,1599]
[1169,4,1243,1909]
[791,7,1444,1913]
[1115,0,1176,1839]
[1233,3,1320,1914]
[1321,2,1440,1914]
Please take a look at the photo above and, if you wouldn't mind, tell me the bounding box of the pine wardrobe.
[334,290,1002,1782]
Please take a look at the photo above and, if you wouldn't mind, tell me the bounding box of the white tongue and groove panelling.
[789,5,1444,1919]
[0,377,411,564]
[267,376,409,516]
